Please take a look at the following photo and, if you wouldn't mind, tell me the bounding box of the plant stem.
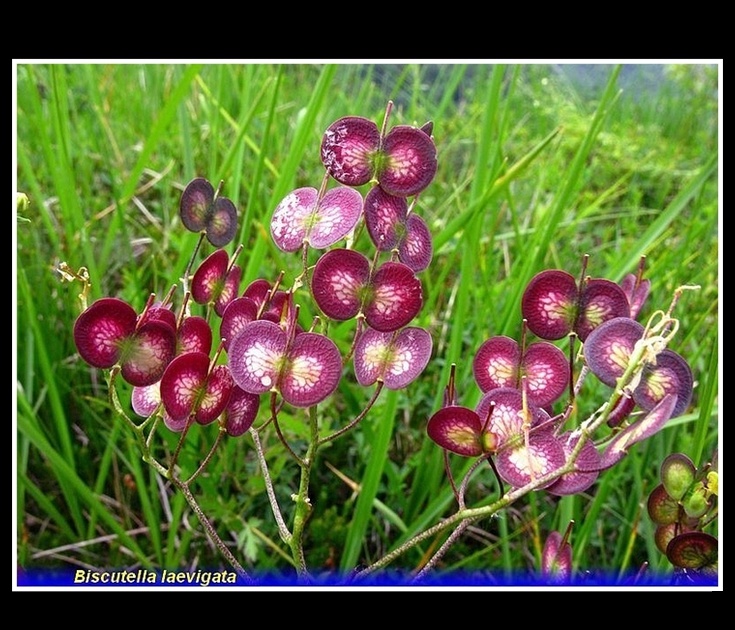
[181,232,206,301]
[289,405,319,580]
[412,518,472,582]
[185,426,225,485]
[270,392,306,467]
[317,382,383,446]
[249,427,292,544]
[107,370,252,582]
[354,380,635,580]
[170,476,254,584]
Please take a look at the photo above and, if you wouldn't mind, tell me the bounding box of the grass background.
[14,62,720,586]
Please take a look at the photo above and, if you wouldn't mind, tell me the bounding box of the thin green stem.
[180,232,206,301]
[342,315,365,366]
[412,519,472,583]
[317,382,383,446]
[249,427,292,544]
[185,426,226,485]
[289,406,320,580]
[106,369,252,581]
[355,336,668,580]
[170,476,254,584]
[270,392,306,468]
[167,419,194,475]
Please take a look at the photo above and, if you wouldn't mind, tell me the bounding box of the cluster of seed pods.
[426,260,694,496]
[646,452,718,577]
[72,103,694,505]
[73,103,439,441]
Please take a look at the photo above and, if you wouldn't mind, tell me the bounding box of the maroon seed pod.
[473,336,569,408]
[206,197,238,248]
[620,272,651,320]
[520,342,570,408]
[177,315,213,356]
[541,531,573,584]
[521,270,578,341]
[278,332,343,408]
[190,249,241,316]
[74,297,177,387]
[228,320,342,408]
[495,427,566,490]
[647,484,682,526]
[138,304,177,331]
[522,270,630,341]
[597,393,678,470]
[475,387,550,450]
[159,351,233,424]
[119,321,178,387]
[399,213,433,273]
[585,318,693,418]
[191,249,229,305]
[223,386,260,437]
[364,186,407,251]
[214,264,241,317]
[353,326,432,390]
[311,248,371,322]
[179,177,214,233]
[74,297,139,369]
[666,532,718,571]
[378,125,438,197]
[160,351,211,422]
[583,317,645,387]
[242,278,289,321]
[242,278,272,306]
[271,186,363,252]
[311,251,423,332]
[362,187,433,273]
[321,116,381,187]
[472,336,520,391]
[426,406,484,457]
[179,177,238,247]
[320,116,438,198]
[228,320,288,396]
[546,433,600,496]
[633,349,693,418]
[363,261,423,332]
[575,278,632,341]
[195,364,234,425]
[220,297,259,352]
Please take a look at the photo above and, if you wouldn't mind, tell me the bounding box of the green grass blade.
[497,65,623,335]
[17,265,84,535]
[17,410,153,568]
[433,125,562,252]
[690,333,719,465]
[18,474,77,542]
[244,64,338,282]
[101,64,204,268]
[406,66,507,523]
[606,151,718,281]
[340,390,398,572]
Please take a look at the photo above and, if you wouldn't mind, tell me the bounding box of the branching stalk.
[317,382,384,446]
[249,427,292,544]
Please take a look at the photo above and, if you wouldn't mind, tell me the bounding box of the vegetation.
[15,63,719,587]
